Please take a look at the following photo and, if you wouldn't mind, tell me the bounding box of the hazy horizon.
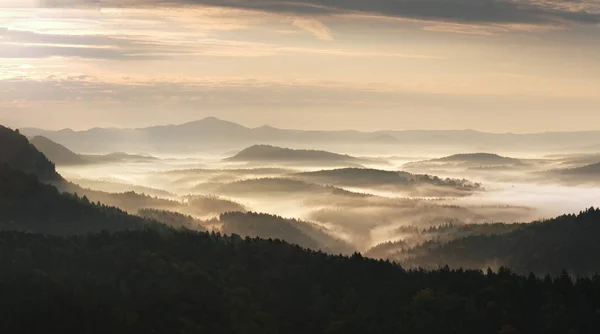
[10,116,600,134]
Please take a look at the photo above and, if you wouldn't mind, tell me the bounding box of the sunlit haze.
[1,0,599,132]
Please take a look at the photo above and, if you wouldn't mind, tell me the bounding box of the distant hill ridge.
[225,145,361,163]
[21,117,600,153]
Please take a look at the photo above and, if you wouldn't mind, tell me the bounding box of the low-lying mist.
[54,145,600,258]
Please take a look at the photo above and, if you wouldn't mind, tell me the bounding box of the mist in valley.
[35,124,599,266]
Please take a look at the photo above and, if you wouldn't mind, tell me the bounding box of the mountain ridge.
[19,117,600,154]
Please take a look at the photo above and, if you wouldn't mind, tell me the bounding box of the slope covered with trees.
[0,126,62,181]
[399,208,600,275]
[1,228,599,334]
[0,165,157,234]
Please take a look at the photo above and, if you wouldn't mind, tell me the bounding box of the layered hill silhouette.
[0,126,62,181]
[23,117,600,153]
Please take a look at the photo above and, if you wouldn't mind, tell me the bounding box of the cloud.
[37,0,600,25]
[291,17,333,40]
[0,27,442,60]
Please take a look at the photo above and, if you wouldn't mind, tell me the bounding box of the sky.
[0,0,599,132]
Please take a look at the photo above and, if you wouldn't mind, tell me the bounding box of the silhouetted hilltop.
[30,136,87,165]
[0,165,156,234]
[0,126,62,181]
[224,145,362,163]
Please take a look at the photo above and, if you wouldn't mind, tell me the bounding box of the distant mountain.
[0,126,62,181]
[224,145,362,164]
[30,136,87,165]
[0,165,156,235]
[22,117,600,154]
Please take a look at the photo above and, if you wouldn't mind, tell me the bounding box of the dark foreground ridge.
[1,228,599,334]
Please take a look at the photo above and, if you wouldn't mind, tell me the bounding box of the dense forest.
[396,208,600,275]
[2,229,600,334]
[0,164,160,234]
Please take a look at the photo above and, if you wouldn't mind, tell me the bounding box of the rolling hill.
[224,145,363,165]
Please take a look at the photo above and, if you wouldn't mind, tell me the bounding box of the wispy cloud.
[0,25,443,60]
[291,17,333,41]
[37,0,600,25]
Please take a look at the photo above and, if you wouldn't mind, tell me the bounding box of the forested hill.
[1,228,600,334]
[401,208,600,275]
[0,165,159,234]
[0,126,62,181]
